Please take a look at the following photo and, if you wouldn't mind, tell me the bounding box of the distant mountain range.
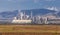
[21,9,57,16]
[0,10,18,18]
[0,8,60,19]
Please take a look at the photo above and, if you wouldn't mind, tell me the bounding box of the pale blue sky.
[0,0,59,12]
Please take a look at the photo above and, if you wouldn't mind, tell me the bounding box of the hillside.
[0,8,59,19]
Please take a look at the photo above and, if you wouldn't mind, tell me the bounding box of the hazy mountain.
[0,8,59,18]
[0,10,18,18]
[21,9,56,16]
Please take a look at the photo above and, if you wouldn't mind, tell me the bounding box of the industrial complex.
[0,10,60,24]
[11,10,60,24]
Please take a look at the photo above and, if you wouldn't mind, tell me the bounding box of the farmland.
[0,25,60,35]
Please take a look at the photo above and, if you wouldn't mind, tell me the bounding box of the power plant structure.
[11,10,32,24]
[0,10,60,24]
[11,10,60,24]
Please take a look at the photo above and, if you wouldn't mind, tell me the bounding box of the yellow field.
[0,25,60,35]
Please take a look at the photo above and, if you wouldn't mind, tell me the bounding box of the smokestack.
[19,10,21,20]
[31,11,32,19]
[17,10,21,20]
[23,11,26,20]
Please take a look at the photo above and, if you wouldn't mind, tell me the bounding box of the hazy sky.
[0,0,59,12]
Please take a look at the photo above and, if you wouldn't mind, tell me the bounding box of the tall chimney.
[31,11,32,19]
[18,10,21,20]
[24,11,25,20]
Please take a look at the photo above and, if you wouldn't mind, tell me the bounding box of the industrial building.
[11,10,32,24]
[0,10,60,24]
[31,15,60,24]
[47,18,60,24]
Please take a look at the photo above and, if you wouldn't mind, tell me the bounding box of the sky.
[0,0,59,12]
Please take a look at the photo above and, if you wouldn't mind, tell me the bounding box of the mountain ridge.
[0,8,59,19]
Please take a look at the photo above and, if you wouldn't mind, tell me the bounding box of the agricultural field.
[0,25,60,35]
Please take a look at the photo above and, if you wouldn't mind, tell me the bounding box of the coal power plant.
[0,10,60,25]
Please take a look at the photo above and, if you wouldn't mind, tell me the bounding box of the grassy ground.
[0,25,60,35]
